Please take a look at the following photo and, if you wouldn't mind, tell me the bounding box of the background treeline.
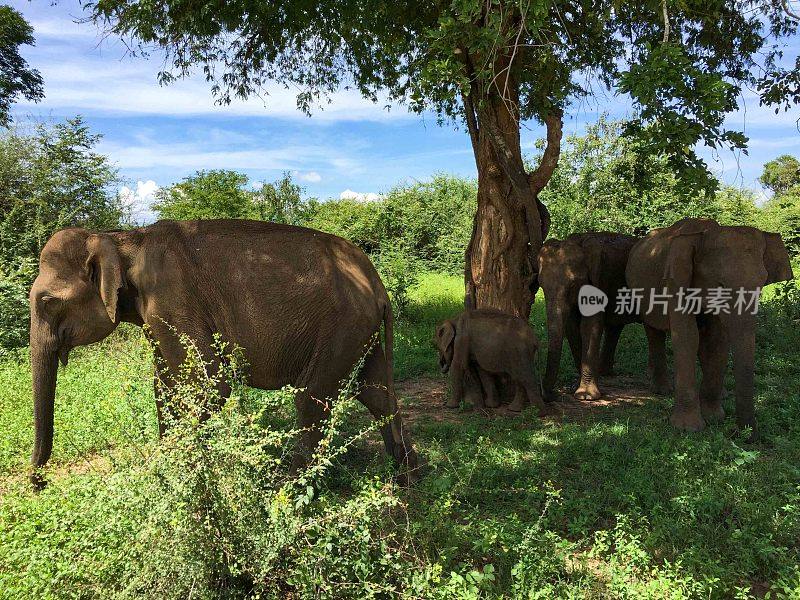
[2,116,799,351]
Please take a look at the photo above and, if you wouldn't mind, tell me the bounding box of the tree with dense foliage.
[760,154,800,195]
[760,155,800,257]
[541,117,761,237]
[0,117,122,350]
[153,170,312,224]
[89,0,798,317]
[0,6,43,126]
[153,170,254,220]
[252,171,306,225]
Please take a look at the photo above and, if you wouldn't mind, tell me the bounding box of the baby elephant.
[434,309,548,415]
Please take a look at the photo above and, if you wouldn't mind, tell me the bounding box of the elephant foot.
[543,388,559,403]
[574,382,601,401]
[507,399,525,413]
[670,407,705,432]
[650,378,673,396]
[445,400,460,409]
[537,403,558,418]
[394,448,421,486]
[485,397,500,408]
[30,471,47,492]
[700,399,725,423]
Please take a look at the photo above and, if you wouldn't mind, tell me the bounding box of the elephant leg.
[290,341,350,472]
[148,326,230,431]
[644,324,672,395]
[698,317,729,424]
[599,323,623,376]
[669,313,705,432]
[507,383,526,412]
[518,372,549,417]
[357,346,418,475]
[477,368,499,408]
[152,352,175,437]
[465,363,487,408]
[575,314,603,400]
[543,304,568,402]
[291,374,338,473]
[727,315,758,440]
[565,314,582,388]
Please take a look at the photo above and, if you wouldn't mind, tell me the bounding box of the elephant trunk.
[543,301,565,399]
[30,321,59,490]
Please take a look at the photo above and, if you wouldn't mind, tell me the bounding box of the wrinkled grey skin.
[434,309,549,415]
[538,232,640,401]
[626,218,794,438]
[29,220,418,489]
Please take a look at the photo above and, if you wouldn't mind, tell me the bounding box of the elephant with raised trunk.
[29,220,417,488]
[626,218,794,438]
[537,232,640,401]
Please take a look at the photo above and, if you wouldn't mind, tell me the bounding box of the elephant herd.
[27,217,793,488]
[437,218,794,445]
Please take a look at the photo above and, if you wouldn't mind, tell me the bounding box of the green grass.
[1,272,799,598]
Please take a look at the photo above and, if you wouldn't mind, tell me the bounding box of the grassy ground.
[1,272,799,598]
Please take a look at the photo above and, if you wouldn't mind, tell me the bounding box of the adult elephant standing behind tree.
[28,220,417,488]
[538,232,640,401]
[626,218,794,438]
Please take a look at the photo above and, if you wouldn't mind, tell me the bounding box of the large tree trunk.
[462,77,561,318]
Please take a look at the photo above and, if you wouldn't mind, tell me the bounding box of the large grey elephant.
[537,232,640,401]
[29,220,417,488]
[626,218,794,437]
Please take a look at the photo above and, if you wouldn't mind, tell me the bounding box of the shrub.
[379,175,477,274]
[302,197,384,255]
[0,333,437,599]
[0,259,34,354]
[0,117,122,352]
[374,246,420,318]
[152,169,254,220]
[771,275,800,324]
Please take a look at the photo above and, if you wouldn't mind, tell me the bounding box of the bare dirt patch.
[396,374,653,428]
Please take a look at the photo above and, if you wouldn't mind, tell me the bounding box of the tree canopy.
[760,154,800,195]
[0,117,122,350]
[90,0,797,189]
[0,6,44,126]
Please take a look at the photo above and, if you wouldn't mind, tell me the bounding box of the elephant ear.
[582,239,609,291]
[85,234,124,323]
[587,246,605,289]
[763,231,794,285]
[663,219,718,288]
[437,321,456,353]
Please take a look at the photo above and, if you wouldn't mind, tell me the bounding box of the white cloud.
[339,189,380,202]
[119,180,160,224]
[295,170,322,183]
[98,135,351,173]
[16,32,410,122]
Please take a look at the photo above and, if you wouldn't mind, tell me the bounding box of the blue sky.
[9,0,800,223]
